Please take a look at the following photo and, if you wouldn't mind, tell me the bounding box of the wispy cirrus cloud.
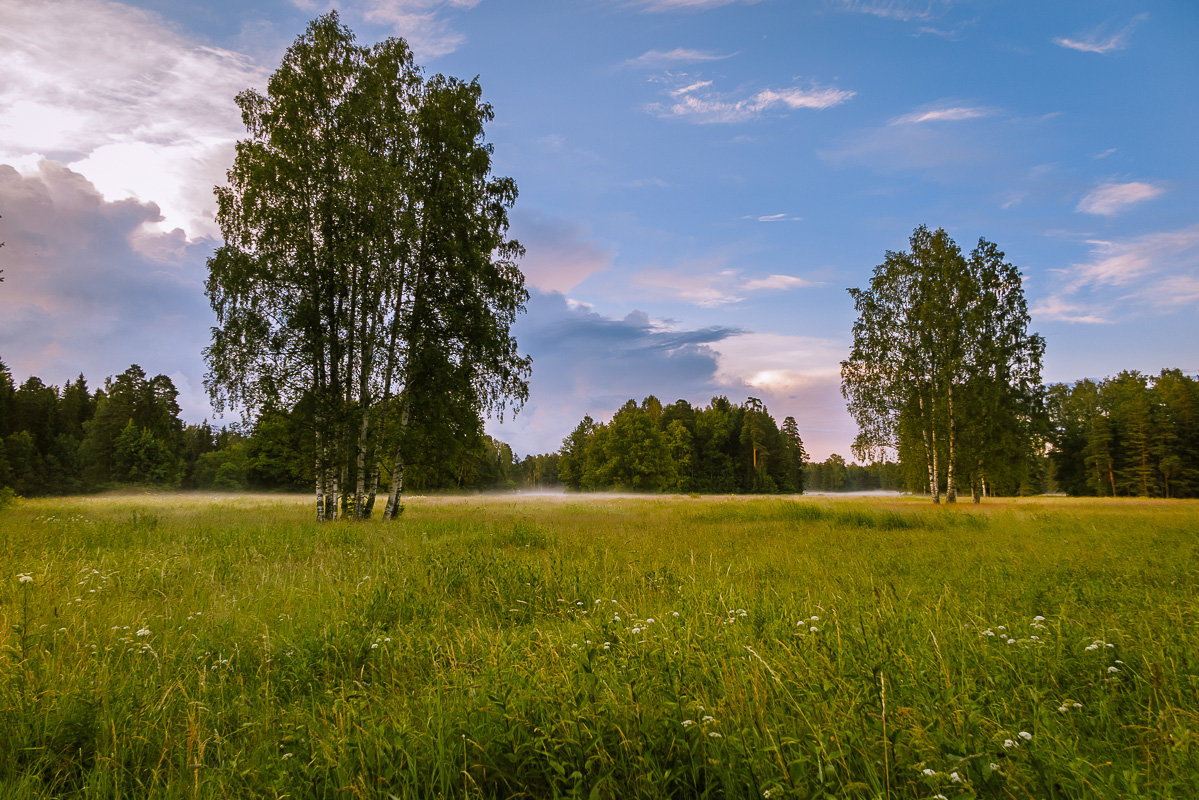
[635,267,817,305]
[1033,224,1199,324]
[1054,14,1147,55]
[293,0,480,58]
[624,48,734,68]
[890,105,992,125]
[753,213,803,223]
[1076,181,1164,216]
[623,0,764,11]
[833,0,952,23]
[649,80,855,123]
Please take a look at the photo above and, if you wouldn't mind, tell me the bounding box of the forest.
[3,358,1196,499]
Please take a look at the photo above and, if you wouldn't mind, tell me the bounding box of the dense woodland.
[0,360,537,498]
[558,396,806,494]
[1,359,1197,498]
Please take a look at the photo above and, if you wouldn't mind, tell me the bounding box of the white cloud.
[627,0,763,10]
[1029,296,1110,325]
[1076,181,1164,216]
[1033,224,1199,323]
[650,82,855,123]
[834,0,951,22]
[671,80,715,96]
[624,49,733,68]
[634,267,817,305]
[1054,14,1147,55]
[0,0,266,240]
[754,213,803,222]
[890,106,992,125]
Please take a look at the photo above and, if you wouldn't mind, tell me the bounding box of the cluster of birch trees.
[204,14,529,522]
[841,226,1046,502]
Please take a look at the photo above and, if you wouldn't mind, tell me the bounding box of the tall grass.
[1,493,1196,798]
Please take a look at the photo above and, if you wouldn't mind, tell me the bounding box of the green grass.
[1,492,1196,798]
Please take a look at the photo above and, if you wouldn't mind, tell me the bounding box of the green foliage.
[560,396,808,494]
[1049,369,1199,497]
[0,494,1196,798]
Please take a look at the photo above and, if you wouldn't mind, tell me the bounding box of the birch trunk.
[945,381,957,503]
[382,400,411,521]
[918,390,940,503]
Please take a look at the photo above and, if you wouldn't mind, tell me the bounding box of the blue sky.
[1,0,1196,459]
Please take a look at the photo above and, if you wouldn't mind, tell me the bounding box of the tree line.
[558,396,806,494]
[1047,369,1199,498]
[0,360,546,497]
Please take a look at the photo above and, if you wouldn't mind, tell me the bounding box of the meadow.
[0,492,1196,799]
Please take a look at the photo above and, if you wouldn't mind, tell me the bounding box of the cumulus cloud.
[0,162,215,419]
[890,105,992,125]
[0,0,266,240]
[650,81,855,123]
[1054,14,1147,55]
[486,291,742,454]
[1076,181,1164,216]
[510,212,616,294]
[485,293,852,459]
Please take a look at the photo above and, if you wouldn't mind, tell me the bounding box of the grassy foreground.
[1,493,1196,799]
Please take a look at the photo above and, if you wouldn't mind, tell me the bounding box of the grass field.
[1,492,1196,799]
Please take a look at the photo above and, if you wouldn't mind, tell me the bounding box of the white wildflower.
[1033,615,1045,622]
[136,628,151,637]
[17,574,33,584]
[1107,665,1119,673]
[950,771,962,783]
[1019,731,1032,741]
[646,618,655,624]
[1003,739,1017,749]
[1007,638,1016,645]
[708,731,722,738]
[702,715,715,723]
[989,762,1000,771]
[922,768,937,777]
[682,719,694,727]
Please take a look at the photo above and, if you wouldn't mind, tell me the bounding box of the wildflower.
[603,642,611,650]
[595,599,602,605]
[1003,739,1017,749]
[136,628,151,637]
[811,615,819,621]
[631,627,642,635]
[1107,666,1119,673]
[922,768,937,777]
[672,611,680,617]
[682,719,694,727]
[708,731,722,738]
[997,625,1006,631]
[989,763,1000,771]
[614,614,621,621]
[371,643,379,649]
[810,626,818,633]
[17,574,33,584]
[1072,702,1082,709]
[645,618,655,624]
[1019,731,1032,741]
[1106,643,1114,648]
[1058,704,1069,713]
[982,629,995,636]
[702,715,715,723]
[1033,615,1045,622]
[950,771,962,783]
[934,795,948,800]
[1006,638,1016,645]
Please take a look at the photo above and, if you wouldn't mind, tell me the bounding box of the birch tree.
[205,13,528,521]
[842,226,1043,502]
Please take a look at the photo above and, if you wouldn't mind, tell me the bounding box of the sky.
[1,0,1197,460]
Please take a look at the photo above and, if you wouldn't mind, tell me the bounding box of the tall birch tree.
[205,14,528,521]
[842,226,1043,502]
